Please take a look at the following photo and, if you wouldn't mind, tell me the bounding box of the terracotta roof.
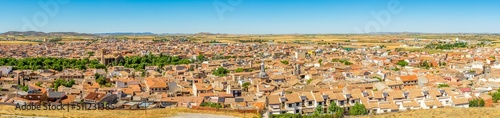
[400,75,418,82]
[284,93,301,103]
[268,95,281,104]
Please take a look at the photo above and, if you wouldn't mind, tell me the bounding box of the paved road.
[168,113,237,118]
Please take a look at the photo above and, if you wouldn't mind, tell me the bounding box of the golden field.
[355,107,500,118]
[0,106,258,118]
[0,41,39,45]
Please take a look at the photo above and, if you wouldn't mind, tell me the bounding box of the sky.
[0,0,499,34]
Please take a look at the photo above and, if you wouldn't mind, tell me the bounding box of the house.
[192,83,213,97]
[144,78,168,93]
[83,92,118,104]
[47,91,66,102]
[399,75,418,87]
[451,97,469,108]
[0,66,13,76]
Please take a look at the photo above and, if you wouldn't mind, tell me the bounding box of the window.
[295,110,299,113]
[288,104,292,108]
[308,101,313,106]
[296,103,299,106]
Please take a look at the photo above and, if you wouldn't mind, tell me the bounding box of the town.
[1,33,500,118]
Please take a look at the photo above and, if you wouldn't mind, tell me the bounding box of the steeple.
[258,60,268,78]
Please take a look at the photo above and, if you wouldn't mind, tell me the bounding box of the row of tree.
[424,42,468,50]
[112,54,191,71]
[0,57,105,71]
[332,59,353,65]
[271,101,367,118]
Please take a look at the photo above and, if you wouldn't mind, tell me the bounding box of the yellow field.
[355,107,500,118]
[0,41,39,45]
[0,106,257,118]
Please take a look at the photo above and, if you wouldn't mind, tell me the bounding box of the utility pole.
[144,99,148,116]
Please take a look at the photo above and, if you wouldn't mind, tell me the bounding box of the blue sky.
[0,0,499,34]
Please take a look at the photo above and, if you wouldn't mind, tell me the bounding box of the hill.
[356,107,500,118]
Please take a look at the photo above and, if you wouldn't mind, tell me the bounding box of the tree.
[212,67,229,77]
[35,82,42,87]
[490,89,500,102]
[20,85,29,92]
[313,105,324,116]
[374,76,383,82]
[349,102,367,116]
[196,54,206,63]
[52,79,76,90]
[96,75,109,87]
[318,59,323,64]
[280,60,289,65]
[242,82,251,92]
[396,60,409,67]
[235,68,244,73]
[328,101,344,117]
[469,98,485,107]
[307,79,314,84]
[87,51,95,57]
[438,84,450,88]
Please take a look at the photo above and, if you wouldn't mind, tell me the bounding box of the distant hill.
[94,32,156,36]
[2,31,95,36]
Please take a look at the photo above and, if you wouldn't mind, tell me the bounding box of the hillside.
[356,107,500,118]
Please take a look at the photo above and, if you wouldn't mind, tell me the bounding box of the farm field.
[0,106,258,118]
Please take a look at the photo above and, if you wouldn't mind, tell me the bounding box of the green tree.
[314,105,324,116]
[328,101,344,117]
[438,84,450,88]
[280,60,289,65]
[20,85,29,92]
[35,82,42,87]
[396,60,409,67]
[318,59,323,64]
[490,89,500,102]
[196,54,206,63]
[87,51,95,57]
[242,82,251,92]
[374,76,383,82]
[349,102,367,116]
[212,67,230,77]
[469,98,485,107]
[235,68,244,73]
[307,79,314,84]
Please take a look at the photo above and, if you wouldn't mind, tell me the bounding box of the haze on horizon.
[0,0,499,34]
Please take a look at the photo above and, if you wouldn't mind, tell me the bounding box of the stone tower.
[258,60,268,78]
[100,49,106,65]
[483,64,491,78]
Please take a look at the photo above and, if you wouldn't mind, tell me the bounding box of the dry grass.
[355,107,500,118]
[0,41,38,45]
[0,106,257,118]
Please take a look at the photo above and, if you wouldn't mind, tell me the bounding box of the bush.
[438,84,450,88]
[200,102,222,108]
[271,113,301,118]
[349,102,367,116]
[212,67,230,77]
[469,98,485,107]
